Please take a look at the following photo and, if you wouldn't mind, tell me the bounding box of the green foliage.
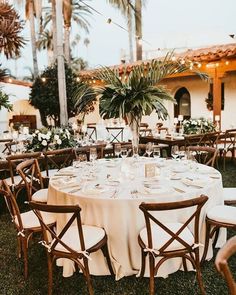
[183,118,215,134]
[26,127,76,152]
[0,87,12,112]
[29,63,78,126]
[74,51,208,123]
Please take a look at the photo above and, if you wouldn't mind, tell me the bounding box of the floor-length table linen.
[47,157,225,279]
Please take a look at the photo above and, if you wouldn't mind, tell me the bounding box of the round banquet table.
[47,157,225,279]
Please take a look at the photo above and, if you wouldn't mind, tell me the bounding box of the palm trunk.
[135,0,142,61]
[64,26,71,65]
[128,8,134,63]
[28,0,39,77]
[51,0,57,62]
[56,0,68,126]
[126,114,141,157]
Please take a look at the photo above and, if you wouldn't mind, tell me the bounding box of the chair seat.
[55,225,105,252]
[5,175,25,186]
[15,210,55,229]
[41,169,58,178]
[32,188,48,203]
[207,205,236,224]
[223,187,236,201]
[139,222,194,252]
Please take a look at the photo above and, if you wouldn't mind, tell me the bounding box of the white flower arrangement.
[27,127,76,151]
[183,117,215,134]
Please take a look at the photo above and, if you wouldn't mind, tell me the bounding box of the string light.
[8,78,12,83]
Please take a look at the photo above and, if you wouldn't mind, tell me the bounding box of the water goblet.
[114,143,121,158]
[145,142,153,157]
[121,148,128,159]
[153,146,161,159]
[171,145,179,160]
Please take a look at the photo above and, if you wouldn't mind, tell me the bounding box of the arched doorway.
[174,87,191,120]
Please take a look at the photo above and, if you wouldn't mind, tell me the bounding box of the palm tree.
[135,0,142,61]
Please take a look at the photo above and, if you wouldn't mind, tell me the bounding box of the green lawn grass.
[0,160,235,295]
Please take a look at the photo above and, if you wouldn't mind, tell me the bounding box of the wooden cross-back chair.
[6,151,42,198]
[200,131,221,147]
[29,201,114,295]
[138,195,208,295]
[187,145,218,167]
[0,179,55,279]
[16,158,48,203]
[184,134,204,148]
[215,236,236,295]
[87,126,97,142]
[106,127,124,143]
[218,129,236,170]
[43,148,75,178]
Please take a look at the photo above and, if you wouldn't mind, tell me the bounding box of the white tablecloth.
[47,157,225,279]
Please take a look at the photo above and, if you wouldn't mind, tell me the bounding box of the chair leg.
[195,249,206,295]
[17,236,22,258]
[201,221,211,265]
[101,244,114,276]
[83,258,94,295]
[139,248,147,277]
[47,255,53,295]
[182,257,188,271]
[212,228,220,249]
[22,238,28,279]
[149,254,155,295]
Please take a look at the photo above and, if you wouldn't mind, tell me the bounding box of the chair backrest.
[200,131,221,147]
[0,179,24,234]
[139,195,208,253]
[43,147,75,176]
[187,145,218,167]
[184,134,204,147]
[87,126,97,141]
[16,158,45,201]
[29,201,87,257]
[6,151,42,186]
[222,129,236,151]
[106,127,124,143]
[215,236,236,295]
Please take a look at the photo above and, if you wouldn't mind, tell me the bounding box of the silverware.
[173,187,186,193]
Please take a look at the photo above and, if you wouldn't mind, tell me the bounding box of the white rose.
[32,133,36,137]
[46,134,50,140]
[57,139,62,145]
[192,121,197,125]
[47,131,51,137]
[42,140,47,146]
[35,130,39,134]
[204,122,208,126]
[38,134,42,141]
[54,134,59,140]
[41,134,46,139]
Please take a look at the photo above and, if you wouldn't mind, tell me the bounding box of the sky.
[1,0,236,77]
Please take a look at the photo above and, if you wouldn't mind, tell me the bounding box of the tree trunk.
[126,114,141,157]
[56,0,68,126]
[135,0,142,61]
[64,26,71,64]
[51,0,57,62]
[28,0,39,77]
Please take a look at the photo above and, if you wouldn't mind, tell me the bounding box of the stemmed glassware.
[145,142,153,157]
[153,146,161,159]
[114,143,121,158]
[171,145,179,160]
[121,148,128,159]
[89,147,97,163]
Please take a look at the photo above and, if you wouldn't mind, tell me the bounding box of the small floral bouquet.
[26,127,76,151]
[183,118,215,135]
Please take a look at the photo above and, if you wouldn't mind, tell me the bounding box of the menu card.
[145,163,156,178]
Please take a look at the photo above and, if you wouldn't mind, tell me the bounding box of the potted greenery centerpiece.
[73,52,207,154]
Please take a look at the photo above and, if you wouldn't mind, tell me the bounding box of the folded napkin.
[51,179,78,190]
[181,178,208,188]
[143,185,172,195]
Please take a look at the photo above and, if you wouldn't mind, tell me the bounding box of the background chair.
[215,236,236,295]
[187,145,218,167]
[218,129,236,170]
[16,158,48,203]
[29,201,114,295]
[138,195,208,295]
[0,179,55,278]
[201,204,236,264]
[42,147,75,179]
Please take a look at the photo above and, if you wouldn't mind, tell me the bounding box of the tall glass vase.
[126,114,140,158]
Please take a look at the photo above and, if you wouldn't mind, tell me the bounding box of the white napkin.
[51,179,78,190]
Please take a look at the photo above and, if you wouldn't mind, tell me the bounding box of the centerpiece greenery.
[183,118,215,134]
[26,127,76,152]
[73,52,207,153]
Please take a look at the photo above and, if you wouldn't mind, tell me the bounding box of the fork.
[131,190,139,198]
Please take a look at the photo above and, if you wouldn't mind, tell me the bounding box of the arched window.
[174,87,191,119]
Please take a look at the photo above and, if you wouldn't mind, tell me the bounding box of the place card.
[145,163,156,178]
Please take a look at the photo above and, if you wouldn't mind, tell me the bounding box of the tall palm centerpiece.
[74,52,207,152]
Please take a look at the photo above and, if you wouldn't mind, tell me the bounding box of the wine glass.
[121,148,128,159]
[114,143,121,158]
[171,145,179,160]
[153,146,161,159]
[89,147,97,163]
[145,142,153,157]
